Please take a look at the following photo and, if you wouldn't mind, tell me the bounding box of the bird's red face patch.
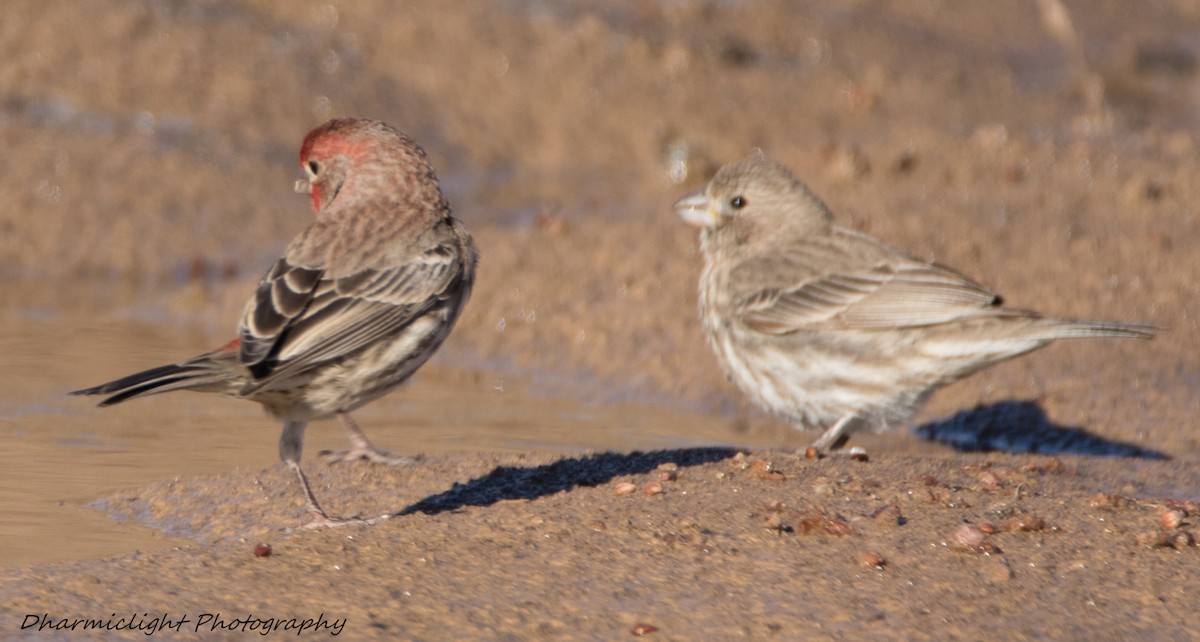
[299,120,370,214]
[308,184,324,213]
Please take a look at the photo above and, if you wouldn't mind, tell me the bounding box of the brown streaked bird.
[675,157,1153,453]
[73,118,477,527]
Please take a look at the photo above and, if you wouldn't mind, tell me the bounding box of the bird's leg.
[319,412,418,466]
[280,420,366,528]
[808,413,857,454]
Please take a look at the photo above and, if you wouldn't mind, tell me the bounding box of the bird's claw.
[318,446,419,466]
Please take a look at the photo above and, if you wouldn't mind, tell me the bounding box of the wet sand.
[2,0,1200,639]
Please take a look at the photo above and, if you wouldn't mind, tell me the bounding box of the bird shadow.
[913,400,1167,459]
[397,447,737,517]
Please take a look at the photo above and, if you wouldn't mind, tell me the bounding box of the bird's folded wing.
[737,260,1021,334]
[237,242,463,388]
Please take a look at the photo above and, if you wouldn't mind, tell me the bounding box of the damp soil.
[2,0,1199,639]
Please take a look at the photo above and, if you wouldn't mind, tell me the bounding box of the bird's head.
[295,118,443,216]
[674,156,833,244]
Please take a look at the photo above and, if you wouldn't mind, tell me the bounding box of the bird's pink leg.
[287,460,369,529]
[809,413,857,453]
[320,413,418,465]
[280,420,369,528]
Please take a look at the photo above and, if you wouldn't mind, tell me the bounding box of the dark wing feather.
[237,239,464,391]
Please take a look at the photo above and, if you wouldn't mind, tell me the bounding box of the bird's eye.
[730,196,746,209]
[307,160,320,175]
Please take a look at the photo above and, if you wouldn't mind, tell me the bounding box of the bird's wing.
[735,256,1021,335]
[237,238,465,389]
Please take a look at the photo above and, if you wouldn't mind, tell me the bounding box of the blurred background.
[2,0,1199,563]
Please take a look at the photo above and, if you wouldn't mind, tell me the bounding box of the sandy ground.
[2,0,1200,639]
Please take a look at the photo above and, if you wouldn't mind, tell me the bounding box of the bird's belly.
[262,313,453,420]
[709,326,932,429]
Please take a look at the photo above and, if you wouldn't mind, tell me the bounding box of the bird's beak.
[674,191,718,228]
[294,178,312,194]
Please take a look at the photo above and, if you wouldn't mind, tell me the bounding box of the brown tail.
[1035,318,1156,341]
[71,350,240,406]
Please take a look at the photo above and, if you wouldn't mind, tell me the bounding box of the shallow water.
[0,315,793,567]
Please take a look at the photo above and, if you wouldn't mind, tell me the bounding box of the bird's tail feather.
[71,351,241,406]
[1037,318,1157,341]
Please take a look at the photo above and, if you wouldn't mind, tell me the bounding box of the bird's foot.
[300,509,394,530]
[798,445,870,462]
[324,412,419,465]
[803,413,857,456]
[318,445,419,466]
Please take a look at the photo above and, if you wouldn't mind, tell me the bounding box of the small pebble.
[1088,492,1131,509]
[1143,530,1196,550]
[750,459,785,481]
[857,551,886,569]
[615,482,637,496]
[1012,516,1050,532]
[951,523,995,553]
[763,499,786,512]
[1160,509,1186,530]
[986,560,1015,582]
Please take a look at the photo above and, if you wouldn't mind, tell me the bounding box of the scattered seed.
[253,543,272,558]
[631,623,658,636]
[657,470,678,482]
[642,482,664,496]
[804,446,820,459]
[796,512,854,536]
